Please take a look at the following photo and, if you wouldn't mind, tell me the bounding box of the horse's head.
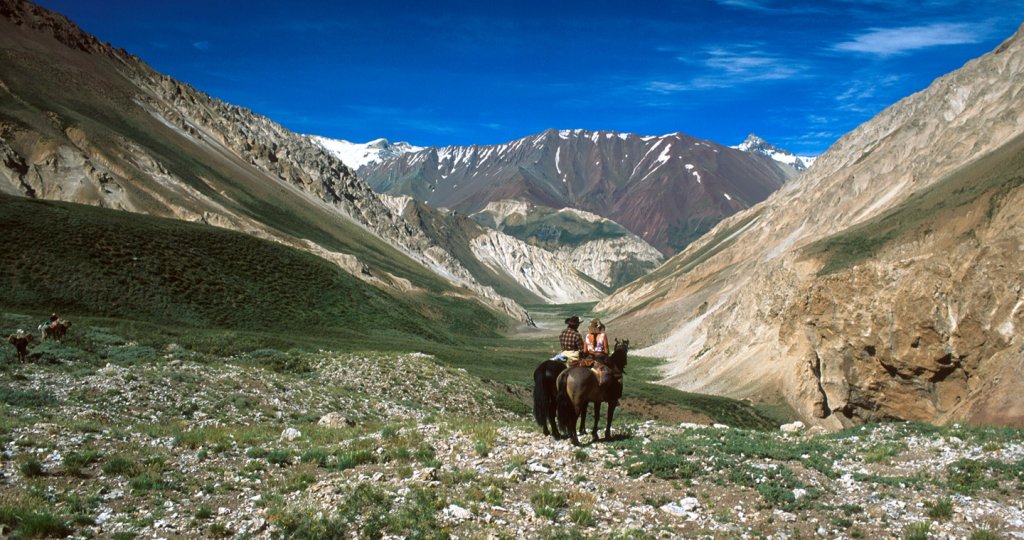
[611,339,629,372]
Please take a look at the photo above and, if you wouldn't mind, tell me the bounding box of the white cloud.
[835,74,900,103]
[646,81,689,94]
[642,45,809,97]
[715,0,771,10]
[192,40,210,51]
[833,22,989,56]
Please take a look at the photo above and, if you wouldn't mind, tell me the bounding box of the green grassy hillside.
[0,194,506,343]
[0,22,466,297]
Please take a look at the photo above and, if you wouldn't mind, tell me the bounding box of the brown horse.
[7,333,33,362]
[39,319,71,341]
[555,339,628,445]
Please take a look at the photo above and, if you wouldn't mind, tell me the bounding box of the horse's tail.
[532,363,548,428]
[556,370,575,433]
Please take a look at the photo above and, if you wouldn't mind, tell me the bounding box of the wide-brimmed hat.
[588,318,603,333]
[564,315,581,326]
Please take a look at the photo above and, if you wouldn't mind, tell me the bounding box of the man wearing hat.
[557,315,583,363]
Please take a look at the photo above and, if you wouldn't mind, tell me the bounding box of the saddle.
[567,357,609,385]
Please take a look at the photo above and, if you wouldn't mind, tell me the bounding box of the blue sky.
[37,1,1023,155]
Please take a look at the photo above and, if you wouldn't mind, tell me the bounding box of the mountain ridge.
[0,0,533,324]
[599,23,1024,428]
[357,127,794,255]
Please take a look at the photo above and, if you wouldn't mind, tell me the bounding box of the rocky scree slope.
[0,0,530,323]
[381,195,607,305]
[1,341,1022,539]
[473,200,665,290]
[358,128,792,255]
[599,25,1024,429]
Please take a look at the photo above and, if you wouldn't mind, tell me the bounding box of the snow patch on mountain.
[733,134,817,171]
[310,136,423,170]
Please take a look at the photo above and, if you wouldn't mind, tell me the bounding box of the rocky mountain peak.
[358,127,792,255]
[733,133,816,172]
[311,136,424,170]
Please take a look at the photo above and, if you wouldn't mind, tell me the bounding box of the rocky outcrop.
[383,195,609,304]
[473,200,664,289]
[471,230,605,304]
[599,24,1024,427]
[557,236,664,289]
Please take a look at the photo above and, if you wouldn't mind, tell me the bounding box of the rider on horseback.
[556,315,583,363]
[582,318,612,385]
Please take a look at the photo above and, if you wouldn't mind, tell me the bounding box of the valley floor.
[1,341,1022,539]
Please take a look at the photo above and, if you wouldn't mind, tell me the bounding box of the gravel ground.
[1,352,1022,539]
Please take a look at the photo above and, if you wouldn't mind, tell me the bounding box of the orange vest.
[584,333,608,355]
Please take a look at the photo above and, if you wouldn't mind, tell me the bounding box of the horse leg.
[568,404,582,446]
[547,395,560,439]
[605,402,617,439]
[556,376,581,446]
[591,401,602,441]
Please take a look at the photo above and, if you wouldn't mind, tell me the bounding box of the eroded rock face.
[557,236,664,289]
[600,24,1024,427]
[782,196,1024,427]
[470,230,605,304]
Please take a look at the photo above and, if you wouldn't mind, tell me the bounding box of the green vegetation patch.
[0,385,55,408]
[0,194,506,343]
[0,500,73,539]
[268,482,448,539]
[616,427,834,510]
[485,206,629,250]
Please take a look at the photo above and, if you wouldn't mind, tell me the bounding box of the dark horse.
[556,339,629,445]
[533,359,567,437]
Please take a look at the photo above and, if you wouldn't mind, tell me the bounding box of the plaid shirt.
[559,328,583,352]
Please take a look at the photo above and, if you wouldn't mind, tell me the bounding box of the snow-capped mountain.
[310,136,423,170]
[733,134,817,172]
[358,129,792,255]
